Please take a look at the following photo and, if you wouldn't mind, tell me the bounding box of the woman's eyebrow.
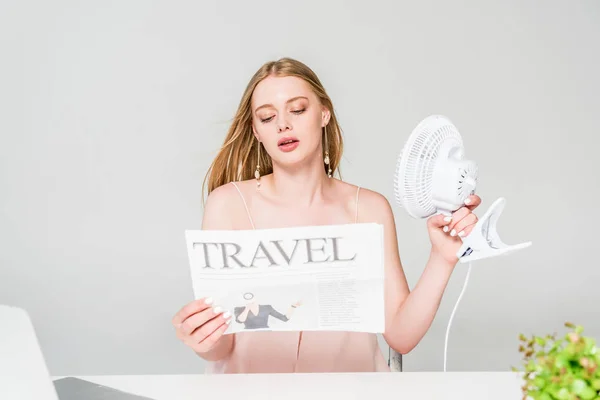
[254,96,308,113]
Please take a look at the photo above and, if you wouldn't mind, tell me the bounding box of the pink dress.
[205,183,390,374]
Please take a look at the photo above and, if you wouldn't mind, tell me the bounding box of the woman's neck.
[265,155,332,207]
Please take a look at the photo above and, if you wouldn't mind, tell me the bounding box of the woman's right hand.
[172,297,232,354]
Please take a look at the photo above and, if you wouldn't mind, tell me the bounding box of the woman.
[172,57,481,373]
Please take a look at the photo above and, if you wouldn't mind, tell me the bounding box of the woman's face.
[251,75,330,169]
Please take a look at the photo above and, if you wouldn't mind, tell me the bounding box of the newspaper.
[185,223,385,334]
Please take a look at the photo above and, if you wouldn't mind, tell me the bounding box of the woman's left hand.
[426,194,482,266]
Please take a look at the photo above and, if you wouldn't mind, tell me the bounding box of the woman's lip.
[277,137,299,146]
[278,141,300,152]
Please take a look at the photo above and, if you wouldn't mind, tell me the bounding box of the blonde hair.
[202,57,344,199]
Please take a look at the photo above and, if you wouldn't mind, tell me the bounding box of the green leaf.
[572,378,585,391]
[555,355,568,369]
[527,359,537,372]
[556,387,570,400]
[520,333,528,341]
[580,386,597,400]
[584,338,597,352]
[591,379,600,390]
[534,376,547,389]
[538,393,553,400]
[572,379,592,396]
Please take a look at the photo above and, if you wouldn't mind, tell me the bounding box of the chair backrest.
[0,304,59,400]
[388,348,403,372]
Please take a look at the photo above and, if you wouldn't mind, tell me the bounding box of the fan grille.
[394,116,463,218]
[457,163,478,198]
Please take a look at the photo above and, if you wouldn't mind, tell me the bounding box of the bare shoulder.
[355,186,395,224]
[202,182,246,230]
[204,181,240,207]
[332,179,394,224]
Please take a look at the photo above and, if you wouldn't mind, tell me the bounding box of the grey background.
[1,0,598,376]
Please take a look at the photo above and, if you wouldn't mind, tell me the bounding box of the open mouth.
[278,138,299,147]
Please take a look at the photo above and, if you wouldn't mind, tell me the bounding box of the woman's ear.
[321,107,331,127]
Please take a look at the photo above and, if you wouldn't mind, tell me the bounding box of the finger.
[450,213,477,237]
[447,207,470,232]
[427,213,454,229]
[190,310,231,344]
[196,319,231,352]
[172,297,214,327]
[463,194,481,211]
[458,223,477,238]
[180,306,227,337]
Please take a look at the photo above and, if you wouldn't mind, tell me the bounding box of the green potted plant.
[514,322,600,400]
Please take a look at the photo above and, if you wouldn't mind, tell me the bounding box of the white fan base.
[455,197,532,263]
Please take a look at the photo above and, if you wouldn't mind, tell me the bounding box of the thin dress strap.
[230,182,255,229]
[355,186,361,223]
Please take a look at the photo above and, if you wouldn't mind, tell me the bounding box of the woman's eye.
[260,108,304,123]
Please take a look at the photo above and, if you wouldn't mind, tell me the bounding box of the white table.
[54,372,524,399]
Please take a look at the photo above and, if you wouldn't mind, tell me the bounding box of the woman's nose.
[276,116,291,133]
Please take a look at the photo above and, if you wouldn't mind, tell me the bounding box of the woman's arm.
[359,189,457,355]
[235,306,251,323]
[268,305,291,321]
[193,184,239,361]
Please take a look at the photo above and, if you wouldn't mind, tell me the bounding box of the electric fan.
[392,115,532,371]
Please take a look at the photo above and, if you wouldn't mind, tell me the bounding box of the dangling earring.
[255,140,261,188]
[324,126,332,178]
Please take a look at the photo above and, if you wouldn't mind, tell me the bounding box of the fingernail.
[444,216,452,222]
[223,311,231,319]
[443,226,449,233]
[213,306,222,314]
[458,231,465,237]
[205,297,213,305]
[464,198,471,205]
[450,229,456,237]
[226,319,232,324]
